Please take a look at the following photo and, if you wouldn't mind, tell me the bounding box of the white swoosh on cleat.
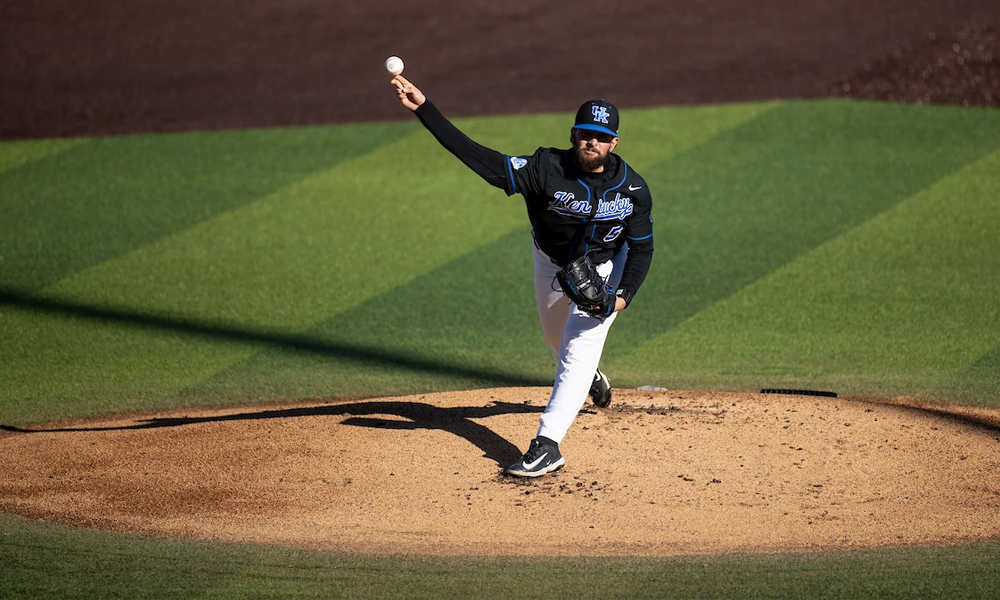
[523,452,548,470]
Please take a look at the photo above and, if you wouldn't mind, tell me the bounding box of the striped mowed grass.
[1,99,999,598]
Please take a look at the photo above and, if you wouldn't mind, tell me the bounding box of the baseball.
[384,56,404,76]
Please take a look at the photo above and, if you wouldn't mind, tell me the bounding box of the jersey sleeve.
[413,100,510,189]
[616,182,654,306]
[502,147,548,198]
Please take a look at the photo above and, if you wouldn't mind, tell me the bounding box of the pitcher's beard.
[571,146,611,173]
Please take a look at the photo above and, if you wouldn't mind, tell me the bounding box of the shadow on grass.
[0,287,546,386]
[0,400,544,466]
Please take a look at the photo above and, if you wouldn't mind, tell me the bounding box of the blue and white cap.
[573,99,619,138]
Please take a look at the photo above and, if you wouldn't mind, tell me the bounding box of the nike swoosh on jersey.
[523,452,548,470]
[628,184,642,191]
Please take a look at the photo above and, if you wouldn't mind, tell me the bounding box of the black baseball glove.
[556,255,615,319]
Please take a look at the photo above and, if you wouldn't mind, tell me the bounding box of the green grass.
[615,143,1000,402]
[5,100,998,424]
[3,514,1000,600]
[0,138,84,174]
[0,123,417,291]
[2,99,1000,598]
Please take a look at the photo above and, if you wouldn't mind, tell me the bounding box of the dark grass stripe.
[972,344,1000,370]
[0,121,417,291]
[960,344,1000,399]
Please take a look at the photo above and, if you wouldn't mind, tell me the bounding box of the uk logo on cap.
[573,99,619,138]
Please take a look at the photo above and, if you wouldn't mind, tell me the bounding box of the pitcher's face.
[571,129,618,172]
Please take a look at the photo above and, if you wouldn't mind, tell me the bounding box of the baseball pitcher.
[391,75,654,477]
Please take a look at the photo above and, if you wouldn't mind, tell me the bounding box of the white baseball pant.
[532,241,628,444]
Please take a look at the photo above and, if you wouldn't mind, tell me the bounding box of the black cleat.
[590,368,612,408]
[506,436,565,477]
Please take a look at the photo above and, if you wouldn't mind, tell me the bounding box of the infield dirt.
[2,388,1000,556]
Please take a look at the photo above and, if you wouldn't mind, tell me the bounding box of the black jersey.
[503,147,653,302]
[415,101,653,306]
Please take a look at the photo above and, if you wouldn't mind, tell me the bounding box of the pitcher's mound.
[2,388,999,556]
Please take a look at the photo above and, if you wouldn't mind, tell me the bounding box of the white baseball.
[384,56,404,76]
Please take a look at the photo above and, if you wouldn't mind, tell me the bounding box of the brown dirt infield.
[2,388,1000,556]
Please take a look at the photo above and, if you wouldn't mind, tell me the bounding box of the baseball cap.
[573,99,619,138]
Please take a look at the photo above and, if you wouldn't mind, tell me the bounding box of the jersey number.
[603,226,624,242]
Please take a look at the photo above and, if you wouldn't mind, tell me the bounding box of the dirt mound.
[2,388,999,556]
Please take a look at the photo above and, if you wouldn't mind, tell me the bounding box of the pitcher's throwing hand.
[392,75,425,111]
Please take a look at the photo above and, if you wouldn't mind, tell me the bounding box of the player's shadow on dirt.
[0,401,543,466]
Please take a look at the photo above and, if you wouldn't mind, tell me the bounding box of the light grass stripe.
[0,138,84,174]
